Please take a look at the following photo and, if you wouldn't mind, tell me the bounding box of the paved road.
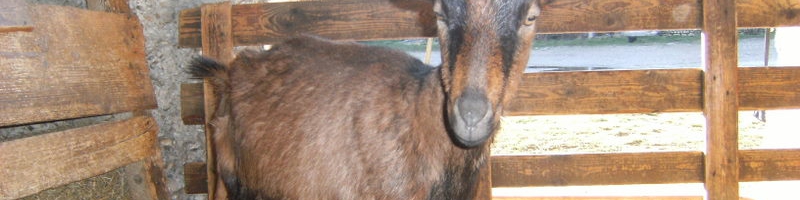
[408,37,778,71]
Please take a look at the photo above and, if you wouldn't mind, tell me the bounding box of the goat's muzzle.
[450,89,494,148]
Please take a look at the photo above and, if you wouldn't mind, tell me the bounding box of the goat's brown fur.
[190,0,540,199]
[191,36,488,199]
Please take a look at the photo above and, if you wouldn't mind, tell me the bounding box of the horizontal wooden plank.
[739,149,800,182]
[181,83,205,125]
[178,0,800,47]
[738,67,800,110]
[493,197,706,200]
[506,69,703,115]
[491,149,800,187]
[184,162,209,194]
[0,5,156,127]
[180,67,800,120]
[491,152,704,187]
[183,149,800,193]
[0,0,33,33]
[0,116,158,199]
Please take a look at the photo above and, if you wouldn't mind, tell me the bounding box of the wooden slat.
[739,149,800,182]
[491,152,705,187]
[0,116,158,199]
[493,197,705,200]
[506,69,703,115]
[0,5,155,127]
[184,162,209,194]
[181,83,205,125]
[702,0,740,198]
[738,67,800,110]
[180,67,800,122]
[491,150,800,188]
[178,0,800,47]
[201,2,235,199]
[0,0,33,33]
[182,149,800,193]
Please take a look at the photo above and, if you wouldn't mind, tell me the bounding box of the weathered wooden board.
[178,0,800,47]
[507,69,703,115]
[0,5,155,127]
[181,83,205,124]
[493,197,707,200]
[0,116,158,199]
[182,149,800,193]
[180,67,800,122]
[738,67,800,110]
[491,152,705,187]
[491,150,800,187]
[200,2,235,199]
[0,0,33,33]
[184,162,209,194]
[701,0,740,198]
[179,0,435,47]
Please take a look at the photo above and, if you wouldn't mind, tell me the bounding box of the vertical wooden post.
[201,2,234,199]
[701,0,739,199]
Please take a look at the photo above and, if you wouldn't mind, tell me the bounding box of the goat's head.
[434,0,540,147]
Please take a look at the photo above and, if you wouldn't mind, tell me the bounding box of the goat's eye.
[523,15,537,26]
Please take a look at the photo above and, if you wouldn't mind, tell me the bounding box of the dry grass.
[493,111,766,155]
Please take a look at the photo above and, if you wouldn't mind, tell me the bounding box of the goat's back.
[191,36,483,199]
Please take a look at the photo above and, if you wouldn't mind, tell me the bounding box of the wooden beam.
[0,116,158,199]
[0,0,33,33]
[178,0,800,47]
[701,0,740,198]
[0,5,155,127]
[493,197,705,200]
[181,83,205,125]
[200,2,234,199]
[507,69,703,115]
[184,162,209,194]
[181,67,800,123]
[491,152,704,187]
[182,149,800,193]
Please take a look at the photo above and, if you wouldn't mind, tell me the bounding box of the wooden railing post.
[200,2,234,199]
[701,0,740,199]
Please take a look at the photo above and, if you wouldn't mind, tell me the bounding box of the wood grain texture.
[0,116,158,199]
[180,67,800,122]
[739,149,800,182]
[201,2,234,199]
[183,149,800,193]
[702,0,740,198]
[0,5,155,127]
[181,83,205,125]
[180,0,436,47]
[738,67,800,110]
[178,0,800,47]
[490,152,704,187]
[0,0,32,33]
[506,69,703,115]
[184,162,209,194]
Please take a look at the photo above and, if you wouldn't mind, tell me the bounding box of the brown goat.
[189,0,540,199]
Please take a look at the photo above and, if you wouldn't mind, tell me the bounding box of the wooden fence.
[0,0,167,199]
[178,0,800,199]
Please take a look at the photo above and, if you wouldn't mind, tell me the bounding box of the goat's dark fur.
[190,0,541,198]
[190,36,488,199]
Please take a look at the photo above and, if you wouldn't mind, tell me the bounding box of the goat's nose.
[456,91,490,127]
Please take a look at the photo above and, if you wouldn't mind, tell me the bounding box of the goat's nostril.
[456,93,489,126]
